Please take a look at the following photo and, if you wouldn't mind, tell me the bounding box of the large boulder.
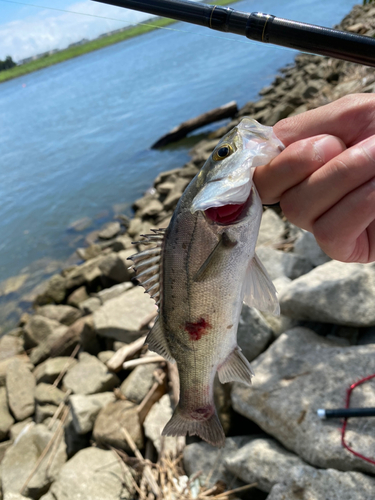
[225,437,375,499]
[231,328,375,475]
[1,424,67,498]
[279,261,375,326]
[39,447,134,500]
[93,287,157,342]
[63,353,119,395]
[6,358,36,421]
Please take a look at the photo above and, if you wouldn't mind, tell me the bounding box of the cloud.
[0,1,156,62]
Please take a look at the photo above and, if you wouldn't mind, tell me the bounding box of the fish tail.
[162,404,225,447]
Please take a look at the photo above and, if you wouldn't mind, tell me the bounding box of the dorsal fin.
[128,228,166,307]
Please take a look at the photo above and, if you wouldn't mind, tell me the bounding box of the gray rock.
[35,404,58,424]
[257,209,285,247]
[36,304,82,326]
[40,447,135,500]
[231,327,375,474]
[0,387,14,440]
[120,362,159,403]
[29,326,70,366]
[97,351,115,364]
[0,439,12,464]
[3,493,33,500]
[34,383,66,406]
[183,437,250,488]
[70,392,116,434]
[9,419,34,442]
[33,357,77,384]
[0,355,33,387]
[225,437,375,499]
[237,305,273,362]
[76,244,102,261]
[293,229,331,267]
[144,394,184,455]
[66,286,89,307]
[78,296,101,314]
[256,246,313,281]
[63,352,119,395]
[98,281,134,302]
[138,199,164,217]
[280,261,375,326]
[34,274,66,306]
[23,315,68,349]
[0,335,24,362]
[93,400,143,452]
[6,358,35,421]
[98,221,121,240]
[93,287,157,341]
[1,424,66,498]
[98,251,133,284]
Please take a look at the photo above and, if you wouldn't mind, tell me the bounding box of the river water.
[0,0,356,328]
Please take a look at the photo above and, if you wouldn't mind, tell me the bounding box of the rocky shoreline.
[1,3,375,499]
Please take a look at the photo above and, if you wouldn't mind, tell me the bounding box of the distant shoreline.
[0,0,239,84]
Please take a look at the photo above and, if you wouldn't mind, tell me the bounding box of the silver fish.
[130,118,284,447]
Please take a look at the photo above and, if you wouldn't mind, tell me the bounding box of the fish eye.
[212,144,233,161]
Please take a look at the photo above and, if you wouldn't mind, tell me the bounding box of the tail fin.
[162,404,225,447]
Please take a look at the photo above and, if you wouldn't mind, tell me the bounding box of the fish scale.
[129,118,284,446]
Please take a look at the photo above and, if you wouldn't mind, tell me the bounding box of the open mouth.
[204,190,252,225]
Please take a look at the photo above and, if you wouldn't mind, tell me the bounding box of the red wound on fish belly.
[185,318,211,341]
[204,192,252,225]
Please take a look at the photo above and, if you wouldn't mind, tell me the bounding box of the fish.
[129,118,284,447]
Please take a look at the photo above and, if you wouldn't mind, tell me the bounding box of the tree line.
[0,56,16,72]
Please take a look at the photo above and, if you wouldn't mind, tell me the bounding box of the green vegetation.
[0,0,240,84]
[0,56,16,72]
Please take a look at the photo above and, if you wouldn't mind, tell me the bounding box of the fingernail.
[313,135,345,163]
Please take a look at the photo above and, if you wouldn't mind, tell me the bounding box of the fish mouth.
[204,190,252,225]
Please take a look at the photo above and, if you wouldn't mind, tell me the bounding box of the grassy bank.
[0,0,239,84]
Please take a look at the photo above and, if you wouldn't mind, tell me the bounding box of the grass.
[0,0,240,84]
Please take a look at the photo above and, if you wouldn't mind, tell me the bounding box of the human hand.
[253,94,375,263]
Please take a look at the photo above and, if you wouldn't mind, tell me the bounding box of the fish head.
[191,118,284,225]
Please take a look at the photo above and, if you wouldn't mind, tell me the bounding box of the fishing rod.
[92,0,375,67]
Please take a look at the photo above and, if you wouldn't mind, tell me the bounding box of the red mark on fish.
[185,318,211,341]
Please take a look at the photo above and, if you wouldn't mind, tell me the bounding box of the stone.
[9,419,34,442]
[40,447,135,500]
[257,209,285,247]
[36,304,82,326]
[0,355,33,387]
[34,274,66,306]
[97,281,134,302]
[64,256,105,290]
[70,392,116,434]
[144,394,184,455]
[231,327,375,474]
[0,387,14,440]
[63,416,91,459]
[120,362,159,403]
[76,244,102,261]
[0,335,24,362]
[66,286,89,307]
[279,261,375,326]
[127,217,143,238]
[34,383,66,406]
[97,351,115,364]
[0,274,29,297]
[23,315,68,349]
[98,251,133,285]
[48,317,95,358]
[163,178,190,210]
[63,352,119,395]
[93,287,157,341]
[35,404,58,424]
[78,296,101,314]
[183,437,250,488]
[29,326,70,366]
[6,358,35,421]
[225,437,375,498]
[293,230,331,267]
[138,199,164,218]
[109,234,133,251]
[1,424,67,498]
[93,400,143,452]
[237,305,274,362]
[256,246,313,281]
[33,357,77,384]
[0,440,12,463]
[98,221,121,240]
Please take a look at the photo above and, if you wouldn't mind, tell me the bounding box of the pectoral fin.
[194,232,237,282]
[217,347,253,386]
[242,253,280,315]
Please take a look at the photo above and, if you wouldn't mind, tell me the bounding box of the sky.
[0,0,156,61]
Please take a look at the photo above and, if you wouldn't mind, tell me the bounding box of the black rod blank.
[93,0,375,67]
[317,408,375,419]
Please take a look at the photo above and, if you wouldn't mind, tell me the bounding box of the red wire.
[341,373,375,465]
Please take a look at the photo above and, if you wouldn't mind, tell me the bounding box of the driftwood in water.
[151,100,238,148]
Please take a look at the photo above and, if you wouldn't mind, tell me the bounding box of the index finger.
[274,94,375,148]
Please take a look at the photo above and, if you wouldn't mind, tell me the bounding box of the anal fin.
[146,316,175,363]
[217,347,253,386]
